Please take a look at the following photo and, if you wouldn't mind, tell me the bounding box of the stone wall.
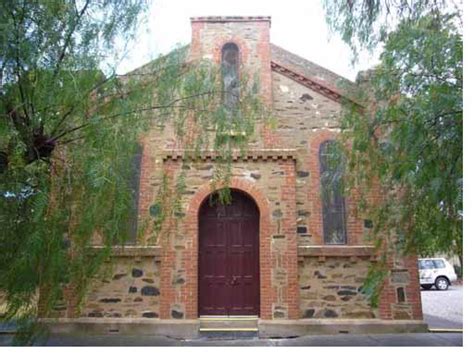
[272,71,341,140]
[81,257,160,319]
[271,71,366,246]
[299,256,377,319]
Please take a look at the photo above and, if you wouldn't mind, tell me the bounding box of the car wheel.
[421,285,432,290]
[435,277,449,290]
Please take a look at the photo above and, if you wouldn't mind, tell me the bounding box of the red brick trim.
[137,136,155,226]
[182,177,273,319]
[211,38,250,71]
[278,160,299,319]
[157,161,180,320]
[379,255,424,320]
[160,149,297,161]
[271,61,363,107]
[404,255,423,320]
[190,21,204,60]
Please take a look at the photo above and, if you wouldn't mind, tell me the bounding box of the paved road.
[421,284,463,329]
[0,332,463,346]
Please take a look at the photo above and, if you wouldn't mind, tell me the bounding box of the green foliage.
[323,0,462,61]
[361,257,389,308]
[0,1,149,343]
[323,0,462,301]
[0,1,269,344]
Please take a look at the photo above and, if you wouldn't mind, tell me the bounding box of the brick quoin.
[137,135,156,228]
[378,254,423,320]
[278,160,299,319]
[157,160,180,319]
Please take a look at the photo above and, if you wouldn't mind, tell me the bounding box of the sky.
[115,0,381,81]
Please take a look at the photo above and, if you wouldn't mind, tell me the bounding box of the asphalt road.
[421,284,463,330]
[0,332,463,346]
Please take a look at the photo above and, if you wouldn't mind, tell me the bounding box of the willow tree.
[0,1,267,344]
[322,1,463,277]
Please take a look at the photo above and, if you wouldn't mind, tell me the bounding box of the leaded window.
[115,144,142,245]
[221,43,239,109]
[320,140,347,244]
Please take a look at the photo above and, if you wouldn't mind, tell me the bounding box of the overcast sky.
[115,0,380,81]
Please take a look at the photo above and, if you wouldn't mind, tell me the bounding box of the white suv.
[418,258,457,290]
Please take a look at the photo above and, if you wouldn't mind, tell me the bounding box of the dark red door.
[198,190,260,316]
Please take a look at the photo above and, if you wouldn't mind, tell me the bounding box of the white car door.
[419,259,436,284]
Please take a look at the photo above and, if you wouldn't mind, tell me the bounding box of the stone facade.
[81,256,160,319]
[53,16,424,335]
[299,256,376,319]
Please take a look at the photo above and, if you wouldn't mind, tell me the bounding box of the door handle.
[230,276,237,285]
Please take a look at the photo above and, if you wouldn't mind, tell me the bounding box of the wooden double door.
[198,190,260,316]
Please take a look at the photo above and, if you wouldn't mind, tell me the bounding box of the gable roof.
[270,44,362,106]
[124,43,362,107]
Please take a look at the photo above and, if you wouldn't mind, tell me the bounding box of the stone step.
[199,330,259,339]
[199,316,258,331]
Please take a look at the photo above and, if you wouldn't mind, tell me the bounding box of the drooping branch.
[51,90,221,144]
[53,0,92,77]
[99,90,218,121]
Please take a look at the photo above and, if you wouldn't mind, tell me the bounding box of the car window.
[433,259,446,269]
[418,260,435,270]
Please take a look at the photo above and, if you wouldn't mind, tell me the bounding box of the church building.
[51,16,426,338]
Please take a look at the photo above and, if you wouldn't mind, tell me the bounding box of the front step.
[198,330,258,339]
[199,316,258,333]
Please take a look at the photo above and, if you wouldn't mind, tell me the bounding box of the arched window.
[221,43,239,109]
[319,140,347,244]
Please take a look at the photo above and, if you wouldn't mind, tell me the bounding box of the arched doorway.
[198,189,260,316]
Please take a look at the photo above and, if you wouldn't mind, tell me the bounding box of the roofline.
[271,61,363,108]
[120,41,363,108]
[270,43,355,85]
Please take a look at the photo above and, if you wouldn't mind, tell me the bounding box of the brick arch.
[183,177,272,319]
[212,37,250,67]
[187,177,270,220]
[308,130,363,245]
